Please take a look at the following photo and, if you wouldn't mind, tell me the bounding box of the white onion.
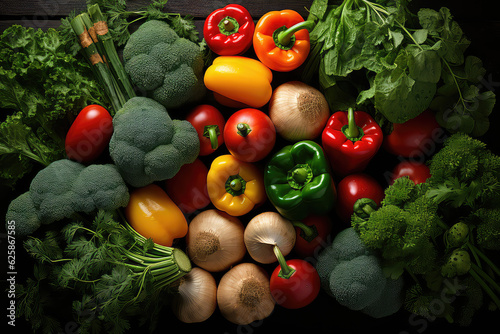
[186,209,246,272]
[268,81,330,141]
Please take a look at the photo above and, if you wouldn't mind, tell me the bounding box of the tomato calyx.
[236,122,252,137]
[273,245,295,279]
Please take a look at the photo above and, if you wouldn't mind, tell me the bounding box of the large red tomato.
[65,105,113,163]
[224,108,276,162]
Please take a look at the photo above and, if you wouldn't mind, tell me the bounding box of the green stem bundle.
[71,4,135,113]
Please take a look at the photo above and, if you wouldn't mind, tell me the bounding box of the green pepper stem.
[203,125,220,150]
[277,20,315,47]
[345,107,360,139]
[274,245,296,279]
[237,123,251,137]
[292,167,309,184]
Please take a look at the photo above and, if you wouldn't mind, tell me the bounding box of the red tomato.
[224,108,276,162]
[390,160,431,185]
[336,173,384,224]
[293,215,332,258]
[185,105,225,156]
[270,258,321,309]
[165,159,210,214]
[383,109,441,158]
[65,105,113,163]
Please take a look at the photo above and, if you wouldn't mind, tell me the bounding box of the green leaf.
[464,55,486,83]
[412,29,428,44]
[406,45,442,83]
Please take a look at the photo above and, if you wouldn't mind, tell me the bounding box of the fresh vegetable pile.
[2,0,499,333]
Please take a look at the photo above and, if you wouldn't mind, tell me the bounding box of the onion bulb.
[171,267,217,323]
[268,81,329,141]
[217,263,275,325]
[244,212,296,264]
[186,209,246,272]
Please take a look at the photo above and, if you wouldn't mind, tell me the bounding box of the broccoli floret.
[109,96,199,187]
[5,159,130,237]
[5,192,41,237]
[316,228,404,318]
[123,20,205,109]
[471,208,500,250]
[427,133,500,207]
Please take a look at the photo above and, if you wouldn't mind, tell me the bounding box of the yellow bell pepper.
[207,154,267,216]
[125,184,188,247]
[204,56,273,108]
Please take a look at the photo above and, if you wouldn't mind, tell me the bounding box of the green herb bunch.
[351,133,500,325]
[0,26,107,188]
[304,0,495,136]
[17,210,191,334]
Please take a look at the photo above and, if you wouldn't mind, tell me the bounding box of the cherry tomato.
[185,105,225,156]
[224,108,276,162]
[165,159,210,214]
[336,173,384,224]
[383,109,441,158]
[270,247,321,309]
[390,160,431,185]
[65,105,113,163]
[293,215,332,258]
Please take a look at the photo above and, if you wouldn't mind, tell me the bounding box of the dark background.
[1,0,499,333]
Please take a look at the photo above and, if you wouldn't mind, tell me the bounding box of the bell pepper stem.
[237,123,252,137]
[345,107,360,139]
[223,19,235,32]
[203,125,220,150]
[292,221,319,242]
[277,20,315,47]
[274,244,296,279]
[292,167,309,184]
[230,178,242,192]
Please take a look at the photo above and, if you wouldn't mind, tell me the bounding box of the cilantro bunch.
[304,0,495,136]
[17,210,191,333]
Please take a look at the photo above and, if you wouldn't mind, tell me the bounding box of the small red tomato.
[390,160,431,185]
[270,247,321,309]
[336,173,384,224]
[293,215,332,258]
[186,105,225,156]
[224,108,276,162]
[165,159,210,214]
[383,109,441,158]
[65,105,113,163]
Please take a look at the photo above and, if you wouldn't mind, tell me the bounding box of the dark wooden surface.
[1,1,499,333]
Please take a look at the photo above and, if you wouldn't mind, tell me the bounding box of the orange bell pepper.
[125,184,188,247]
[253,10,314,72]
[204,56,273,108]
[207,154,266,216]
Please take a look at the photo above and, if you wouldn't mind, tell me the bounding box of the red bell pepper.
[203,4,255,56]
[322,107,383,177]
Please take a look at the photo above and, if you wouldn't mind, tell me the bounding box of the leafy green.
[17,210,191,334]
[85,0,199,46]
[0,25,107,188]
[304,1,495,134]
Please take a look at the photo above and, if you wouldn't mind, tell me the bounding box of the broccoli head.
[316,228,404,318]
[123,20,205,109]
[109,97,199,187]
[5,159,130,237]
[470,208,500,250]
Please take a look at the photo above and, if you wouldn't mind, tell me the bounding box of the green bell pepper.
[264,140,337,220]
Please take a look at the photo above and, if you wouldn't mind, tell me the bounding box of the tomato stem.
[274,245,296,279]
[292,221,319,242]
[203,124,220,150]
[236,123,252,137]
